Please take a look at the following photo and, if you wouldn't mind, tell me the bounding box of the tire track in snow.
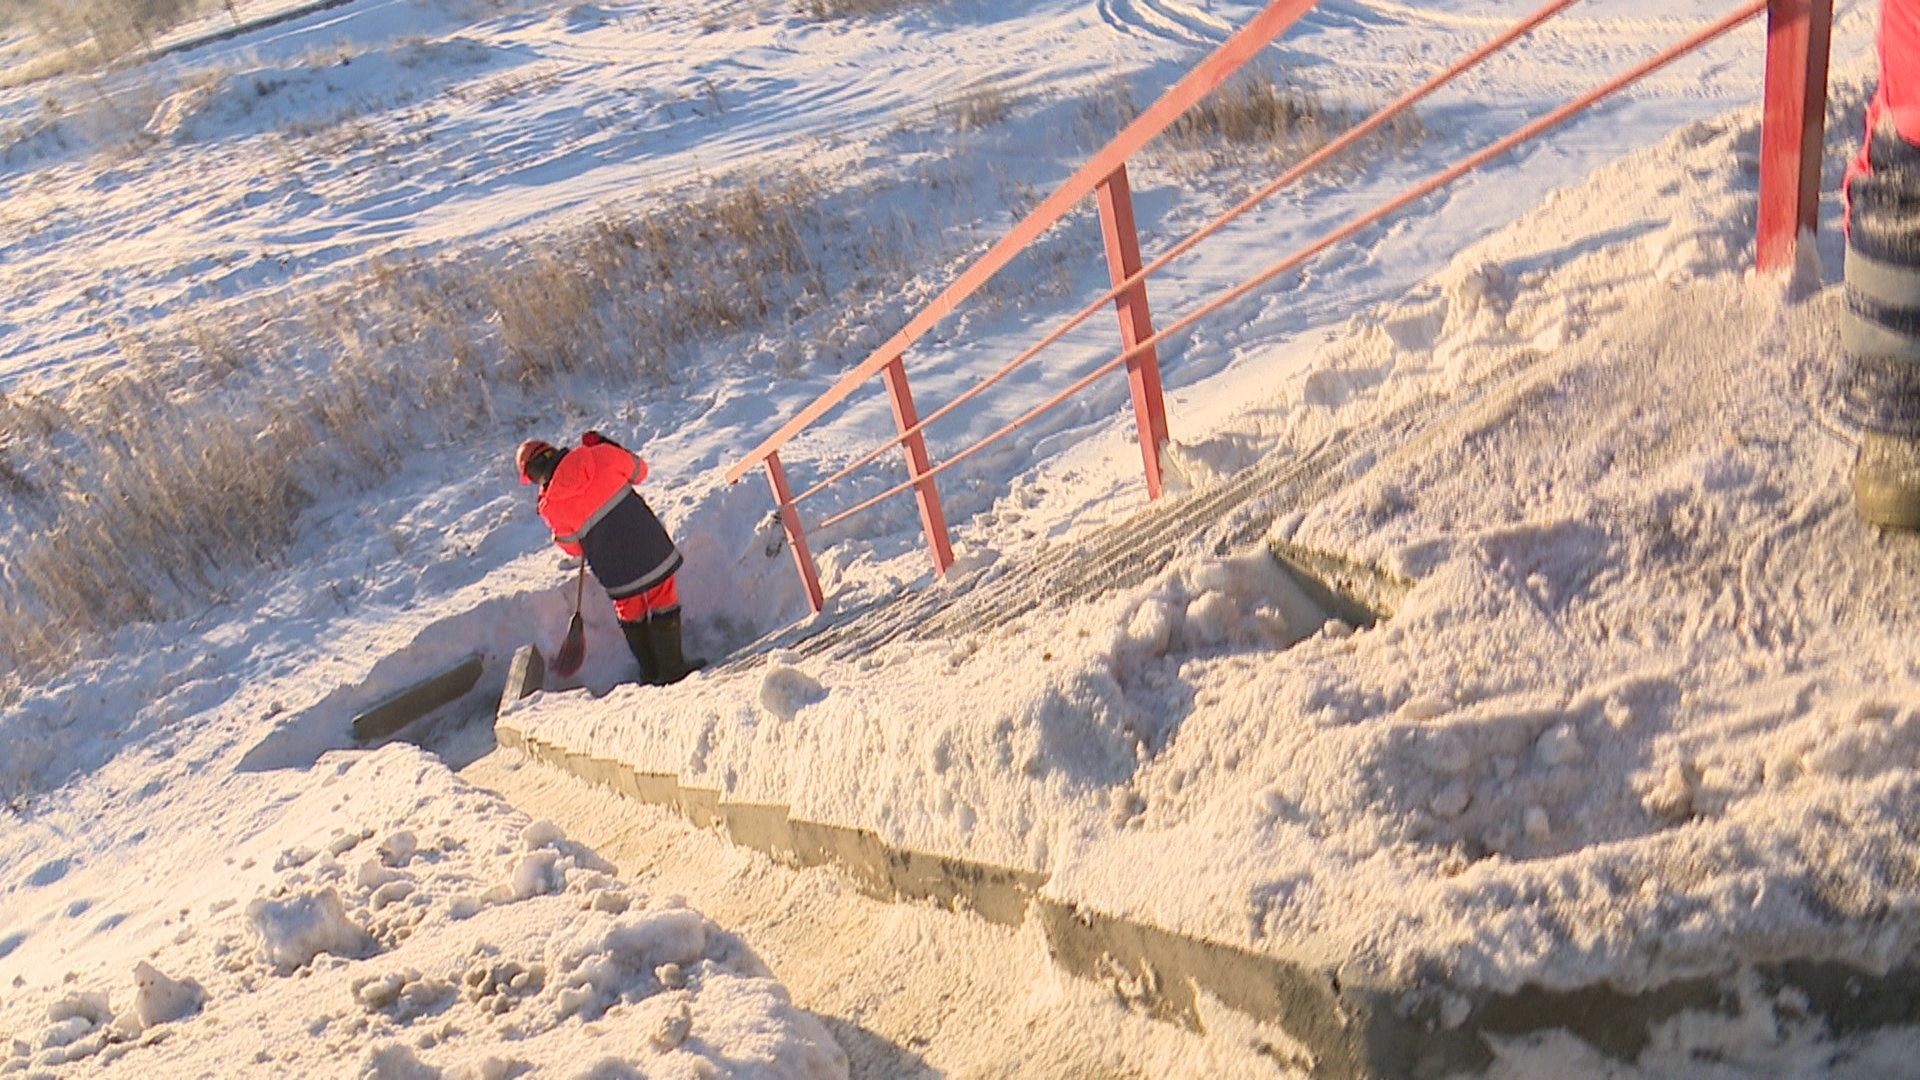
[1306,0,1738,40]
[1095,0,1766,54]
[1096,0,1236,46]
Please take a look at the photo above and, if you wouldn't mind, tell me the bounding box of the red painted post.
[1756,0,1833,274]
[765,452,825,615]
[1095,165,1171,500]
[881,355,956,577]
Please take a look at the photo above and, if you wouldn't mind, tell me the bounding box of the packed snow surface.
[4,0,1917,1075]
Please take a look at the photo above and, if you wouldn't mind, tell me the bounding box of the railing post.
[881,355,956,577]
[1755,0,1832,274]
[1095,164,1171,499]
[765,452,825,615]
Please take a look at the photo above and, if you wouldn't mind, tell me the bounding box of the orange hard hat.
[515,439,557,485]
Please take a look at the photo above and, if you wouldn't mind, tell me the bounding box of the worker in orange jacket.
[1840,0,1920,528]
[517,431,703,684]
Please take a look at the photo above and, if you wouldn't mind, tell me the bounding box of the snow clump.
[246,887,378,972]
[125,961,205,1030]
[760,664,827,722]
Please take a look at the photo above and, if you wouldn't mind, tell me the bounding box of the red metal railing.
[728,0,1831,616]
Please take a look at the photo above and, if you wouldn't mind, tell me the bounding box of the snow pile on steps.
[0,745,845,1080]
[510,102,1920,997]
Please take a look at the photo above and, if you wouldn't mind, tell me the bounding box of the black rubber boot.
[619,620,661,685]
[646,609,706,686]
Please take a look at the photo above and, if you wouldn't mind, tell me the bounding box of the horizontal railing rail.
[727,0,1830,616]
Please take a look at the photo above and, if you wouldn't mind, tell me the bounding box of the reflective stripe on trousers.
[613,575,679,622]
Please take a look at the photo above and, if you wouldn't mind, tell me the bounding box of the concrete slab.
[885,848,1043,929]
[634,772,681,806]
[579,756,619,793]
[351,655,485,743]
[721,803,798,864]
[500,645,545,714]
[788,819,895,898]
[677,786,723,829]
[609,762,644,802]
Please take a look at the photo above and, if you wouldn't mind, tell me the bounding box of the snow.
[4,0,1919,1074]
[2,741,846,1076]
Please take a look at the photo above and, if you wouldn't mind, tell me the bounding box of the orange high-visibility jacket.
[1884,0,1919,143]
[537,437,682,601]
[1852,0,1920,183]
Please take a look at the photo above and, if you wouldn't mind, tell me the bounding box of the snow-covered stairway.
[703,346,1560,678]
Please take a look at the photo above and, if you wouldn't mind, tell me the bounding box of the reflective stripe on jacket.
[537,441,683,600]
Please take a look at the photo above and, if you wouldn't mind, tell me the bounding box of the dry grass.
[1073,75,1140,148]
[939,82,1013,133]
[1161,71,1425,172]
[0,45,94,89]
[0,172,921,679]
[6,377,320,629]
[465,63,566,105]
[794,0,930,19]
[1168,74,1333,153]
[0,444,34,500]
[0,765,28,818]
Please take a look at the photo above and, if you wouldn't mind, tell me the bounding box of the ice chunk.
[39,1015,93,1051]
[357,859,404,891]
[356,1042,439,1080]
[1185,591,1239,647]
[47,993,111,1026]
[376,832,418,867]
[650,997,693,1050]
[1124,599,1175,657]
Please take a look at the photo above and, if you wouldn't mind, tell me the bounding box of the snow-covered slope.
[1,0,1908,1075]
[516,91,1917,989]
